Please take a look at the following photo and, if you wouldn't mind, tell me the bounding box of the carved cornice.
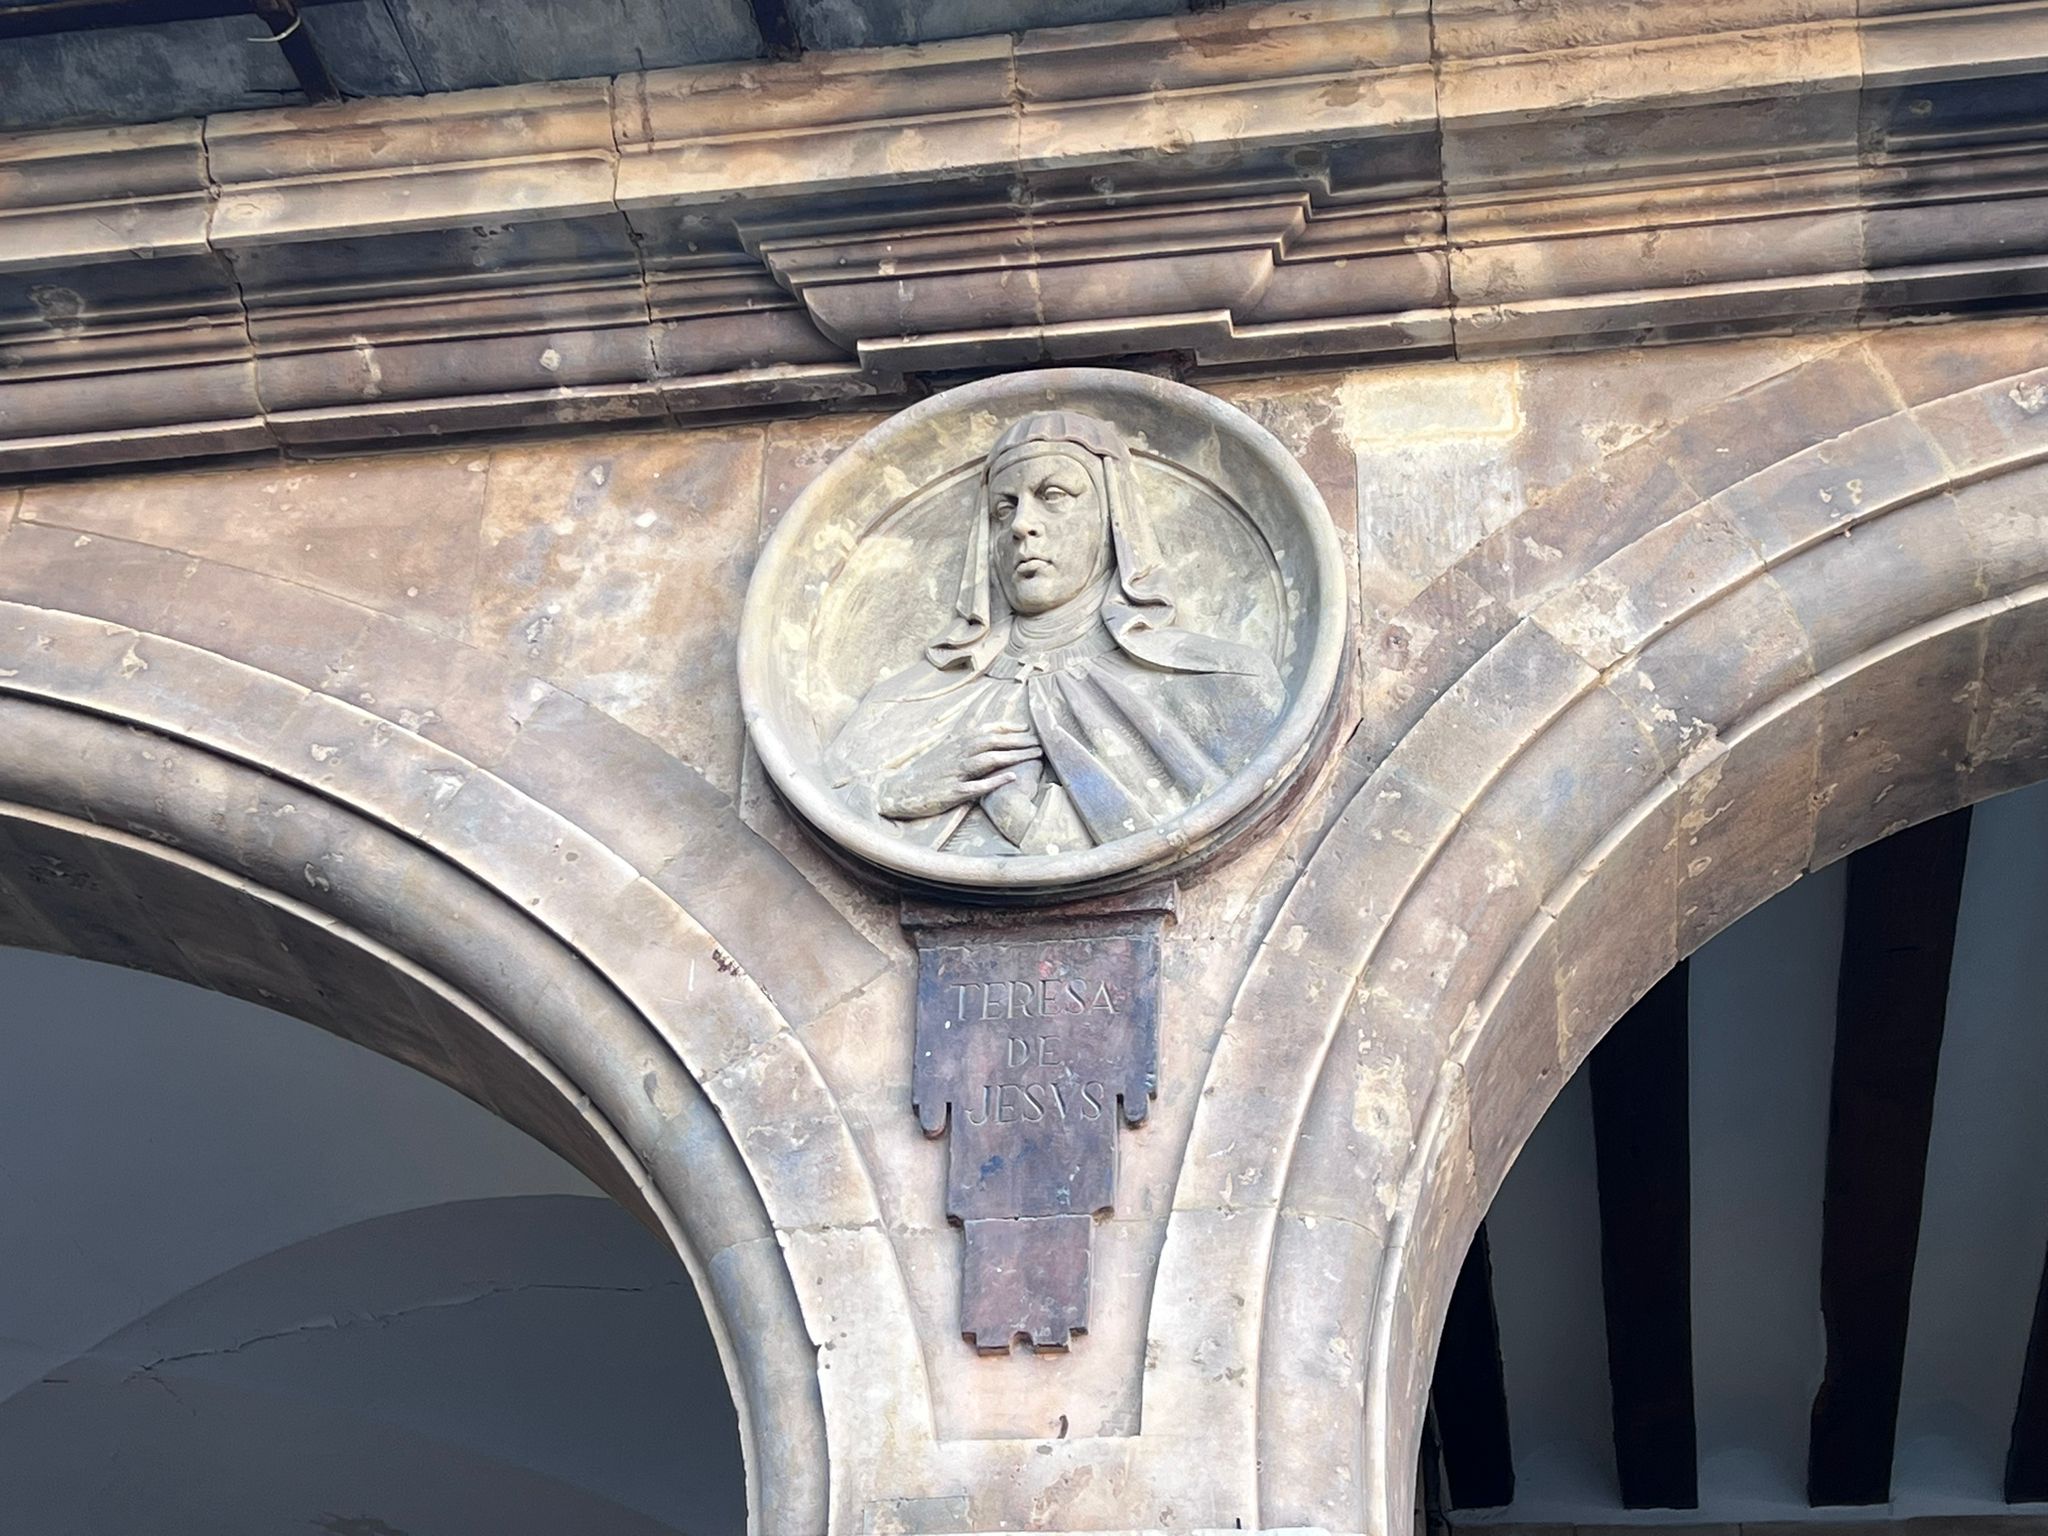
[1,0,2045,473]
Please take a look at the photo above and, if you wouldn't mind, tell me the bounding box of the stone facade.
[2,306,2045,1533]
[4,1,2046,474]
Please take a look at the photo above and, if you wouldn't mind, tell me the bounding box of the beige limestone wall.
[1,316,2045,1535]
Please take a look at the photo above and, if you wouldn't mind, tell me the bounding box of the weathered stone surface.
[1460,442,1703,616]
[1910,364,2048,475]
[1370,1065,1479,1518]
[739,368,1346,900]
[20,452,490,637]
[1255,1204,1379,1523]
[0,812,205,986]
[207,80,620,244]
[1959,457,2048,603]
[1358,563,1519,757]
[1549,795,1679,1076]
[330,613,557,771]
[5,4,2047,473]
[760,412,890,534]
[0,517,195,632]
[1610,567,1818,766]
[0,119,212,262]
[1676,704,1823,958]
[1867,319,2048,407]
[1,317,2046,1536]
[1532,501,1762,673]
[1384,617,1596,813]
[1811,618,1984,862]
[1970,592,2048,802]
[474,428,765,791]
[0,122,268,471]
[1773,489,1987,669]
[1173,756,1463,1227]
[492,688,891,1034]
[1463,683,1673,899]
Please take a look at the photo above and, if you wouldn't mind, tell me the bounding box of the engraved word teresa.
[910,918,1161,1352]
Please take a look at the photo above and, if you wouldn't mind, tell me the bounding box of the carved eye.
[1041,485,1069,504]
[994,497,1017,520]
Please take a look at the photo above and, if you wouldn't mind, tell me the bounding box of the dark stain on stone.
[1381,623,1413,669]
[27,285,84,333]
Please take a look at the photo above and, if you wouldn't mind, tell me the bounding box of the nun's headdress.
[926,410,1226,676]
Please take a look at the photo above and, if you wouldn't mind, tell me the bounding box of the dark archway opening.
[1425,776,2048,1531]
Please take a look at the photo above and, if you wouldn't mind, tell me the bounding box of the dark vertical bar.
[2006,1239,2048,1500]
[1590,960,1699,1509]
[1431,1223,1515,1509]
[747,0,799,56]
[1808,808,1973,1506]
[1419,1408,1452,1534]
[250,0,338,101]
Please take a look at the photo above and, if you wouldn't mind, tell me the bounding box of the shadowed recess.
[1590,961,1698,1511]
[1432,1222,1515,1510]
[1810,810,1974,1507]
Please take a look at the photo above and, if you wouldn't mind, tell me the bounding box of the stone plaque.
[905,892,1168,1351]
[739,367,1345,902]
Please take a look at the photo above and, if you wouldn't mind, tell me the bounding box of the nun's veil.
[922,410,1262,680]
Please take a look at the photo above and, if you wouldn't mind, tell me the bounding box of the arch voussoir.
[1357,578,2048,1536]
[1974,595,2048,797]
[1237,356,2048,1534]
[0,762,828,1531]
[0,597,950,1533]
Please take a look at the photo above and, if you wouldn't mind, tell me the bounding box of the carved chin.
[1008,569,1081,613]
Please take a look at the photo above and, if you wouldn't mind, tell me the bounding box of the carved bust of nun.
[825,411,1286,857]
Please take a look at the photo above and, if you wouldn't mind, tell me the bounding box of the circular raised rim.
[738,368,1347,900]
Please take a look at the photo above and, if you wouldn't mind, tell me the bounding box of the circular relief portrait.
[739,369,1345,900]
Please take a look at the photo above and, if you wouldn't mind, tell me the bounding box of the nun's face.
[988,448,1111,616]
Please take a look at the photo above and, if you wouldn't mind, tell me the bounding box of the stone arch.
[1357,580,2048,1532]
[1162,342,2048,1532]
[0,589,924,1535]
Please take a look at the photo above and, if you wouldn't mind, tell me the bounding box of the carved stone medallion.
[739,368,1346,902]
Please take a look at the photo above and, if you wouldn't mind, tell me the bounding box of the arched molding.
[1163,346,2048,1532]
[5,332,2044,1536]
[1350,572,2048,1532]
[0,597,932,1532]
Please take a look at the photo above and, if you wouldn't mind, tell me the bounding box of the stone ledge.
[1,0,2045,474]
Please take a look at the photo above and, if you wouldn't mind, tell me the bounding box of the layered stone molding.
[3,0,2046,473]
[2,315,2044,1534]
